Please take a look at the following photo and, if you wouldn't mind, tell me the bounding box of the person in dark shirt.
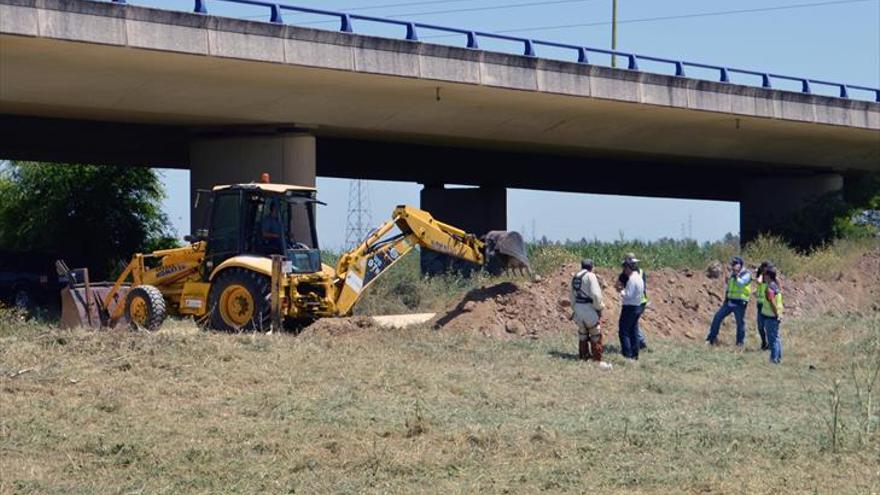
[261,201,284,252]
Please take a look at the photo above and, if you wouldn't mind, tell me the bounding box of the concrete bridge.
[1,0,878,243]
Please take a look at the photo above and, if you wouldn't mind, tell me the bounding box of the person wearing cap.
[570,259,606,362]
[761,266,784,364]
[755,261,773,351]
[706,256,752,348]
[618,259,645,360]
[624,252,649,350]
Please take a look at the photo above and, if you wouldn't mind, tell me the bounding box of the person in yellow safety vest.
[755,261,772,351]
[624,252,649,350]
[761,265,784,364]
[570,259,606,362]
[706,256,752,348]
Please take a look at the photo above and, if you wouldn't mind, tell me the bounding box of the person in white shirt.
[618,259,645,360]
[570,259,605,361]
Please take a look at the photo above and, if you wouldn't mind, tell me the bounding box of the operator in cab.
[261,200,284,253]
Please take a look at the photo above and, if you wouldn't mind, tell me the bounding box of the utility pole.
[611,0,618,68]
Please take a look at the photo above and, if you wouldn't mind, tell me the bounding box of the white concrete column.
[189,134,317,235]
[281,134,316,187]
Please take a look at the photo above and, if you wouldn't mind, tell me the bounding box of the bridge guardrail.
[107,0,880,103]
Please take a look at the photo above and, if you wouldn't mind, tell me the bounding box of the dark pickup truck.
[0,251,66,311]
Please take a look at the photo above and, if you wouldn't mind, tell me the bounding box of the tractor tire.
[208,268,272,332]
[125,285,167,331]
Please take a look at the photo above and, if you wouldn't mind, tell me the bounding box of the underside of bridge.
[0,114,866,255]
[2,0,878,260]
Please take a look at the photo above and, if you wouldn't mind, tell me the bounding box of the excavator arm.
[332,205,528,316]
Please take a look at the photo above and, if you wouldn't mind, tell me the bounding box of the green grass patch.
[1,312,878,493]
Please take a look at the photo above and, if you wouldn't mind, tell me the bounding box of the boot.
[578,338,590,360]
[590,334,604,362]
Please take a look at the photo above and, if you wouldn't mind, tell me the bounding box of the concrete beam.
[318,137,752,202]
[0,114,188,166]
[0,116,800,204]
[419,185,506,274]
[3,0,876,130]
[2,0,878,173]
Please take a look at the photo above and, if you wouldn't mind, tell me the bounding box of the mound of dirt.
[784,250,880,318]
[433,248,880,341]
[431,281,570,339]
[302,316,379,337]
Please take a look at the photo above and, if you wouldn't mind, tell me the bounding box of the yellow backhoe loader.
[59,178,530,331]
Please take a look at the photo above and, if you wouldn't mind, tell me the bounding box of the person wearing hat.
[754,261,773,351]
[624,252,649,350]
[618,259,645,360]
[761,265,784,364]
[570,259,606,361]
[706,256,752,348]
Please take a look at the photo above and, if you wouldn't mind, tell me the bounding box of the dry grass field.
[1,309,878,494]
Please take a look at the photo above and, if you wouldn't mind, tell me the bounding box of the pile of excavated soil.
[302,316,379,337]
[432,248,880,341]
[431,282,571,339]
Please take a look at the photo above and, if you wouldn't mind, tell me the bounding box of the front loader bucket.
[59,283,129,329]
[484,231,531,276]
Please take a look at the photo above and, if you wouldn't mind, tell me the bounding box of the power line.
[335,0,488,12]
[254,0,599,21]
[243,0,875,36]
[385,0,601,18]
[494,0,877,34]
[242,0,483,20]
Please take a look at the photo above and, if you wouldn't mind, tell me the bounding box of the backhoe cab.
[199,183,323,276]
[58,178,530,332]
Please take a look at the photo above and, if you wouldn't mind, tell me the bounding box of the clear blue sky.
[155,0,880,250]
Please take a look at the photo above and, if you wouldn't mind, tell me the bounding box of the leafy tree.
[0,162,177,278]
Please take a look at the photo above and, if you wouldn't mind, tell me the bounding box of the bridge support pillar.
[419,184,507,275]
[740,173,843,246]
[189,133,316,236]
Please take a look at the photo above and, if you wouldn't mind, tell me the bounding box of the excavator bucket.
[484,231,531,276]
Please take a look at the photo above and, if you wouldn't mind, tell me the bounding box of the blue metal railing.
[108,0,880,103]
